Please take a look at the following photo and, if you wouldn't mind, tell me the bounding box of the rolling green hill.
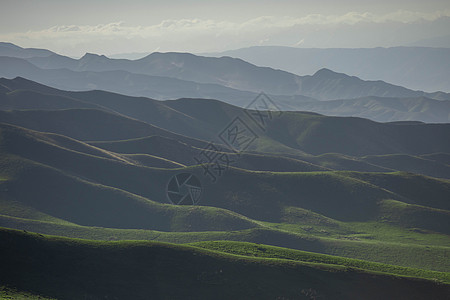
[0,122,449,273]
[2,95,450,159]
[90,136,326,172]
[361,154,450,179]
[2,122,449,226]
[0,89,103,111]
[1,228,449,300]
[0,109,212,149]
[1,214,449,272]
[1,78,450,158]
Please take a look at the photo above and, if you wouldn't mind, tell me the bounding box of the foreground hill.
[1,228,449,300]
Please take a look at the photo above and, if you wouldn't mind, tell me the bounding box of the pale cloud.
[2,10,449,56]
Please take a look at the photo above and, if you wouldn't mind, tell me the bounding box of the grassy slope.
[0,111,448,279]
[0,123,448,270]
[1,215,449,272]
[2,122,449,228]
[0,108,209,147]
[0,155,257,232]
[90,136,450,178]
[264,111,450,156]
[90,135,327,172]
[0,89,102,111]
[2,82,450,157]
[190,240,450,283]
[1,228,449,300]
[361,154,450,179]
[0,286,55,300]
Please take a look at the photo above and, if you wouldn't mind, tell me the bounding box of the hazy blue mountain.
[2,76,450,126]
[408,34,450,48]
[207,46,450,93]
[284,95,450,123]
[109,52,152,59]
[2,45,450,123]
[15,44,449,100]
[0,57,314,107]
[0,42,55,59]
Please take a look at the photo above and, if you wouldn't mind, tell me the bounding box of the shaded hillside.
[0,109,213,148]
[361,154,450,179]
[262,111,450,156]
[1,123,449,232]
[89,136,450,178]
[1,93,449,157]
[0,154,256,232]
[0,89,104,111]
[2,215,449,272]
[2,229,448,300]
[90,136,326,172]
[161,99,450,156]
[2,76,450,126]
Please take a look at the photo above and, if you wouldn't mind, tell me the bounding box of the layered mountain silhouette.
[1,42,450,124]
[18,52,450,100]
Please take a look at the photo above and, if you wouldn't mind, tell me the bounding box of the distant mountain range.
[206,46,450,93]
[0,42,54,58]
[14,50,450,101]
[1,42,450,124]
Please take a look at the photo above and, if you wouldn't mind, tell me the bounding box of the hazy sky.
[1,0,449,57]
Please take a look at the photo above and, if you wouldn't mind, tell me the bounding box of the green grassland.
[0,286,56,300]
[189,240,450,283]
[0,122,449,275]
[1,228,449,300]
[1,214,449,272]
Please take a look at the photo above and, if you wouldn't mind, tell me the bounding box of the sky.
[1,0,450,57]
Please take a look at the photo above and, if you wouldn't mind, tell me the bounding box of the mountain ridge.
[206,46,450,93]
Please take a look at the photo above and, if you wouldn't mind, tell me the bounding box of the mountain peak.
[141,51,196,59]
[80,53,108,60]
[312,68,352,80]
[314,68,338,76]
